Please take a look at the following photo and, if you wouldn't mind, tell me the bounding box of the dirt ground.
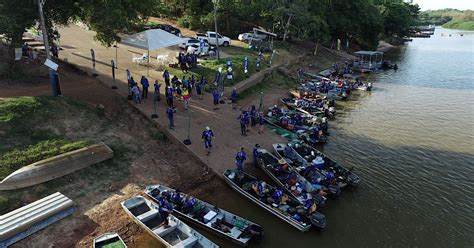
[0,52,219,247]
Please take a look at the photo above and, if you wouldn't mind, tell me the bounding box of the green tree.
[382,2,419,37]
[0,0,158,55]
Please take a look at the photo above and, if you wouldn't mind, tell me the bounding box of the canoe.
[264,116,301,141]
[264,115,327,145]
[277,142,361,189]
[121,196,219,248]
[93,233,127,248]
[271,144,342,196]
[267,106,329,135]
[281,98,325,117]
[256,149,332,204]
[223,169,326,231]
[144,185,263,246]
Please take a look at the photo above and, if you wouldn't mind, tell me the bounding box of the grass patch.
[442,20,474,31]
[238,71,295,100]
[0,139,89,180]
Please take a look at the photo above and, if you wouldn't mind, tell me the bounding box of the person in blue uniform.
[230,88,237,109]
[253,144,261,167]
[238,112,247,136]
[140,76,149,99]
[166,106,175,129]
[212,88,219,110]
[201,126,214,155]
[258,111,265,134]
[250,105,257,126]
[244,109,250,131]
[235,147,247,172]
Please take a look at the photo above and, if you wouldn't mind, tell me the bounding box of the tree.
[0,0,158,56]
[382,2,419,37]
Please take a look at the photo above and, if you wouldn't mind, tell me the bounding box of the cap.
[206,126,210,130]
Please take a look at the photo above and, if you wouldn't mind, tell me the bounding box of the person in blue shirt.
[253,144,261,167]
[140,76,149,99]
[154,80,161,101]
[270,189,283,204]
[163,70,170,87]
[201,126,214,155]
[250,105,257,126]
[195,81,202,100]
[258,111,265,134]
[166,106,175,129]
[212,88,219,110]
[238,112,247,136]
[230,88,237,109]
[243,109,250,131]
[189,75,195,94]
[235,147,247,172]
[165,86,174,108]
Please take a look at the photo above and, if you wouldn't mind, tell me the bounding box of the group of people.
[178,52,198,73]
[237,105,265,136]
[127,72,156,104]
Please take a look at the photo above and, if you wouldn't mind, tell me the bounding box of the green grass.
[237,71,295,100]
[168,45,282,90]
[442,20,474,31]
[0,139,89,180]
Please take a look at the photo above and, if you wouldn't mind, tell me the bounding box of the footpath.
[57,25,291,176]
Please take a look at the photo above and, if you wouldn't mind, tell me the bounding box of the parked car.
[187,42,216,57]
[144,23,181,36]
[238,32,266,42]
[196,31,231,47]
[179,38,208,49]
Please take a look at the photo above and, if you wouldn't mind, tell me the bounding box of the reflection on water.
[202,27,474,248]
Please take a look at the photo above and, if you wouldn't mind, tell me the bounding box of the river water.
[200,27,474,248]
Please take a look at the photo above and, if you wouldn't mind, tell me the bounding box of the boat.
[281,98,325,117]
[257,149,337,202]
[93,232,127,248]
[275,142,361,189]
[223,169,326,231]
[267,106,329,134]
[264,115,327,145]
[144,184,263,246]
[121,196,219,248]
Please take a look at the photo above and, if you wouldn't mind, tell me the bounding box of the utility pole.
[213,0,220,60]
[37,0,58,96]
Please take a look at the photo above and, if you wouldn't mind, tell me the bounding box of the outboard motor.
[367,82,373,91]
[328,184,341,197]
[346,174,361,188]
[309,212,327,229]
[311,193,327,208]
[249,224,264,241]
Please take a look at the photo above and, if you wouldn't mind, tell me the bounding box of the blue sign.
[244,56,248,74]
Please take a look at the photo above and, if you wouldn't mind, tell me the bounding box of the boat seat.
[174,235,198,248]
[203,210,218,223]
[153,219,177,237]
[137,208,159,223]
[229,226,242,238]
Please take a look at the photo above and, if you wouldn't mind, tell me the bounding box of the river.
[199,27,474,248]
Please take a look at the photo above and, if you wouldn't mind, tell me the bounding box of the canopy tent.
[119,29,186,75]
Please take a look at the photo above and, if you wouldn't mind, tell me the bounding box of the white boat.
[93,232,127,248]
[145,185,263,246]
[121,196,219,248]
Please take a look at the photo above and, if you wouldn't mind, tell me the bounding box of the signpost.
[111,60,117,89]
[90,49,97,76]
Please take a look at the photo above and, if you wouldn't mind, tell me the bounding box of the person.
[176,85,182,101]
[171,75,179,87]
[244,108,250,131]
[212,88,219,110]
[230,88,237,109]
[165,86,174,108]
[158,198,171,227]
[200,76,207,93]
[163,70,170,87]
[269,189,283,204]
[201,126,214,155]
[22,42,29,56]
[235,147,247,172]
[50,44,59,58]
[189,75,195,94]
[131,84,141,104]
[195,80,202,100]
[140,76,149,99]
[253,144,261,167]
[258,112,265,134]
[182,76,189,89]
[238,112,247,136]
[252,181,268,198]
[154,80,161,101]
[166,106,175,129]
[182,86,190,110]
[250,105,257,126]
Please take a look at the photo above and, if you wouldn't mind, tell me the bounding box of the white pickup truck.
[196,31,231,47]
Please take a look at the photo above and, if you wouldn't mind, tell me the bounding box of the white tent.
[119,29,185,75]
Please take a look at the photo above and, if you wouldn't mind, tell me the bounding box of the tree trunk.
[283,15,293,42]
